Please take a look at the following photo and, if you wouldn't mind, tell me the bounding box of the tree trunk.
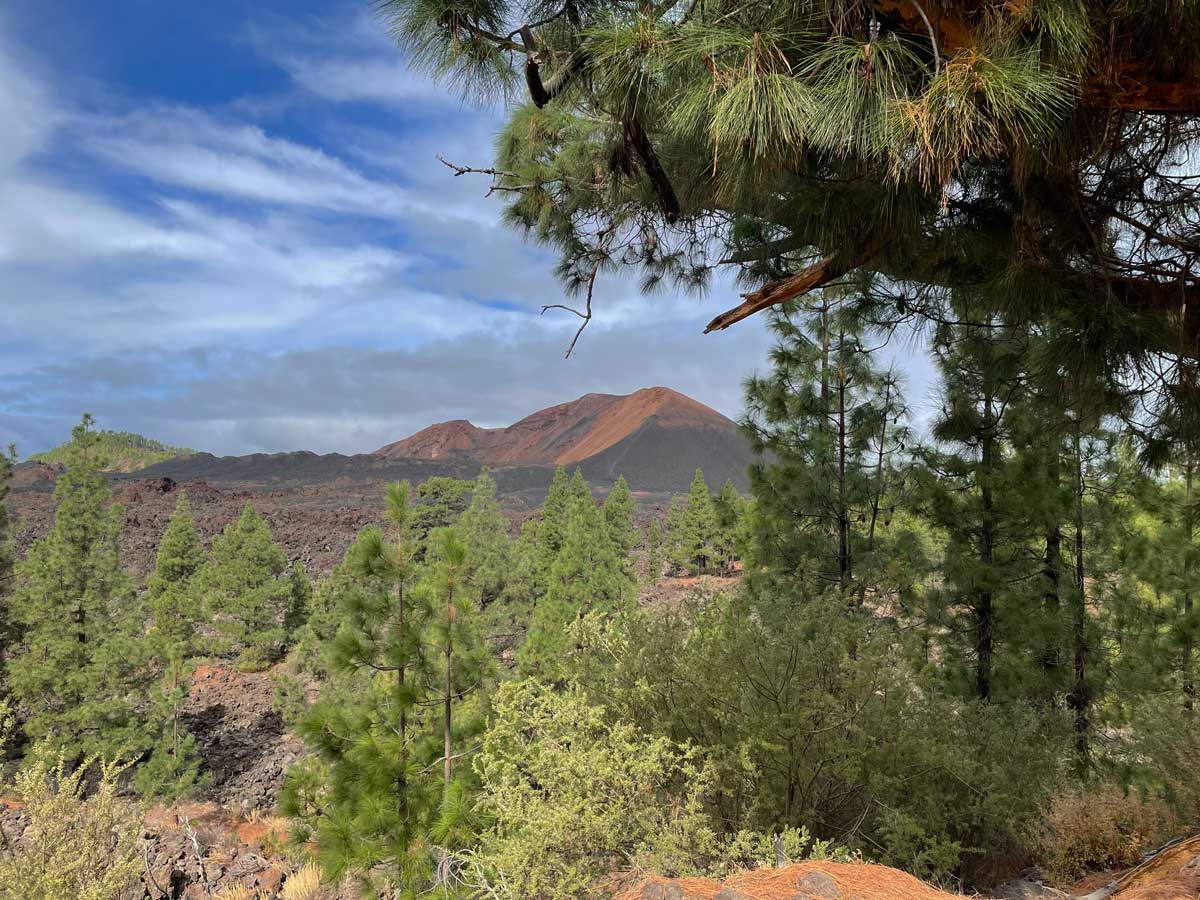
[819,311,830,434]
[862,378,892,607]
[444,572,455,788]
[977,395,996,703]
[1184,459,1195,712]
[396,577,407,827]
[837,332,851,594]
[1042,435,1063,680]
[1067,424,1090,765]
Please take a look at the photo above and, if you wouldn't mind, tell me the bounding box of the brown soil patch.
[619,861,963,900]
[639,569,743,609]
[235,815,290,850]
[1109,835,1200,899]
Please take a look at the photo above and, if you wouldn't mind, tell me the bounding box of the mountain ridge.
[374,386,742,476]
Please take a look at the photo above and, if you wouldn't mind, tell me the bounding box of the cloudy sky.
[0,1,932,457]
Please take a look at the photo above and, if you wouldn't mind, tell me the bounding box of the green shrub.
[567,592,1067,884]
[0,752,142,900]
[473,679,719,900]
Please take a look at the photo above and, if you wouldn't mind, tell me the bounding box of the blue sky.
[0,1,932,457]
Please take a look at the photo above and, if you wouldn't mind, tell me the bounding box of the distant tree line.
[28,428,194,472]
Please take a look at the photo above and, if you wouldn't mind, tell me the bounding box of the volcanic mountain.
[10,387,751,577]
[375,387,751,492]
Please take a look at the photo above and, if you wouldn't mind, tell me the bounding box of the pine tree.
[712,480,745,574]
[569,468,591,504]
[456,468,514,606]
[471,515,544,664]
[0,444,17,671]
[539,466,572,561]
[644,519,664,586]
[286,560,313,636]
[282,483,489,896]
[282,482,434,894]
[920,314,1045,702]
[1123,455,1200,713]
[135,491,208,799]
[534,465,582,591]
[380,0,1200,431]
[134,657,207,800]
[289,563,355,680]
[743,301,911,596]
[198,503,292,667]
[147,491,205,594]
[7,416,146,759]
[668,469,720,576]
[147,491,206,652]
[411,476,474,558]
[520,494,635,678]
[424,527,491,798]
[603,475,637,575]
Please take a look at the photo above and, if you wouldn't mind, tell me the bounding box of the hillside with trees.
[29,430,195,473]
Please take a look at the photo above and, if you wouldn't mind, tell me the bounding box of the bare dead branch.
[436,155,517,180]
[180,817,213,899]
[541,258,602,358]
[436,155,531,197]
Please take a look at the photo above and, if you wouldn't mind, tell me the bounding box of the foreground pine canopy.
[384,0,1200,438]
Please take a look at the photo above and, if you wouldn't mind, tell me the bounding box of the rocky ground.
[10,464,488,578]
[0,659,335,899]
[9,464,672,579]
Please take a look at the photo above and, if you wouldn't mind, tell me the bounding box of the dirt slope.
[622,862,961,900]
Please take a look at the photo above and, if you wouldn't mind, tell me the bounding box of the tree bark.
[705,242,883,333]
[837,331,851,594]
[1067,424,1090,766]
[977,394,996,703]
[1184,459,1195,712]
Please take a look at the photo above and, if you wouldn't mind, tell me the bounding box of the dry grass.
[1035,785,1178,885]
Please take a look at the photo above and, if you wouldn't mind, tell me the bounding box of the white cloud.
[80,106,414,217]
[0,30,55,168]
[0,8,809,460]
[244,9,483,111]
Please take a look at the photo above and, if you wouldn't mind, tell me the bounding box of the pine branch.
[623,115,681,224]
[516,25,590,108]
[705,241,884,333]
